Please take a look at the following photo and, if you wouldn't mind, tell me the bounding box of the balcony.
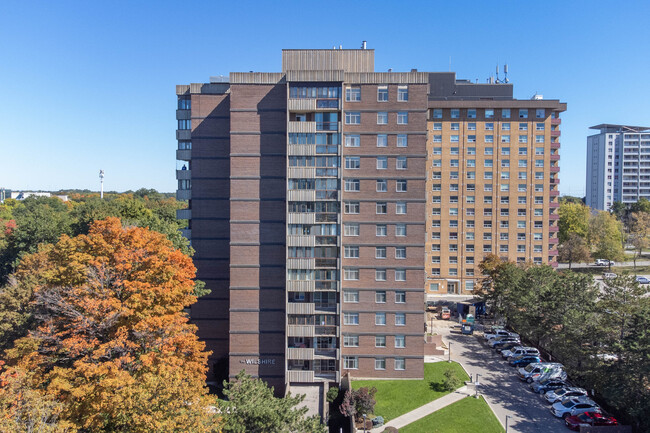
[286,280,316,292]
[287,347,314,360]
[176,109,190,120]
[550,166,560,173]
[548,249,559,256]
[288,325,315,337]
[288,190,316,201]
[551,154,560,161]
[287,370,314,382]
[549,201,560,208]
[551,141,561,149]
[288,121,316,134]
[315,326,337,336]
[550,177,560,185]
[314,347,338,358]
[176,130,191,140]
[176,189,191,200]
[550,189,560,196]
[176,149,191,161]
[287,302,315,315]
[549,225,559,232]
[551,130,561,137]
[176,169,191,180]
[549,213,559,220]
[287,235,315,247]
[315,258,338,268]
[288,99,316,111]
[551,117,561,126]
[286,258,315,269]
[549,237,559,244]
[288,167,316,178]
[288,213,316,224]
[314,302,337,312]
[176,209,191,220]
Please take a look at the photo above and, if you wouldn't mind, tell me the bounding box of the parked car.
[440,307,451,320]
[603,272,617,279]
[490,337,521,349]
[550,396,600,419]
[494,342,520,354]
[503,346,540,359]
[518,363,565,383]
[544,387,588,404]
[565,412,618,431]
[509,355,541,367]
[530,378,567,394]
[636,276,650,284]
[595,259,614,266]
[484,329,512,340]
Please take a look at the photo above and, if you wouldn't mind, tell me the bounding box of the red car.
[565,411,617,431]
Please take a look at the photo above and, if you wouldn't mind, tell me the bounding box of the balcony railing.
[551,154,560,161]
[315,326,337,336]
[551,117,562,125]
[551,130,561,137]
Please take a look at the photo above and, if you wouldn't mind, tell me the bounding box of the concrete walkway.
[369,385,471,432]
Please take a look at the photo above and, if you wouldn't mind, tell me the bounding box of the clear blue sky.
[2,0,649,194]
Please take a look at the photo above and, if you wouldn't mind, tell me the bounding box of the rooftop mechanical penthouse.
[174,47,565,413]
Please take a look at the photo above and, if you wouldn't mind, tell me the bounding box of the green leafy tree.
[221,371,326,433]
[558,201,590,243]
[476,255,524,321]
[589,211,625,267]
[609,201,626,221]
[558,233,591,269]
[442,369,461,392]
[627,211,650,271]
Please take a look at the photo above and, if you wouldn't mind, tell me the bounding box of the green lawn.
[399,396,504,433]
[351,362,468,421]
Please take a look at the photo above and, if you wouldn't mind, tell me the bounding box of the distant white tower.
[99,170,105,199]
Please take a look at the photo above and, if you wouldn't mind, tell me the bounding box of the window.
[485,147,493,155]
[467,159,476,167]
[178,97,191,110]
[397,112,408,124]
[485,123,494,131]
[395,269,406,281]
[376,202,387,214]
[375,336,386,348]
[376,224,387,236]
[502,108,511,118]
[432,122,442,131]
[178,119,191,130]
[534,233,543,241]
[343,334,359,347]
[345,179,360,192]
[344,269,359,280]
[375,291,387,303]
[468,123,476,131]
[377,86,388,101]
[344,202,360,214]
[535,159,544,167]
[377,112,388,124]
[536,122,545,131]
[451,109,459,118]
[345,156,360,169]
[535,147,544,155]
[345,87,361,102]
[395,247,406,259]
[502,123,511,131]
[345,112,360,124]
[377,156,388,170]
[465,281,474,291]
[536,135,544,143]
[395,335,405,348]
[519,135,528,144]
[345,134,360,147]
[397,135,408,147]
[395,291,406,303]
[343,291,359,303]
[396,180,407,192]
[395,358,405,370]
[377,134,387,147]
[535,172,544,180]
[467,147,476,155]
[450,135,459,143]
[396,224,407,236]
[536,108,545,118]
[518,109,528,119]
[397,86,409,101]
[344,356,358,369]
[375,358,386,370]
[375,313,386,325]
[432,158,442,167]
[484,159,493,168]
[375,247,387,259]
[345,223,359,236]
[395,313,406,326]
[485,171,493,179]
[518,221,526,228]
[500,184,509,192]
[375,269,387,281]
[450,159,459,167]
[344,246,359,258]
[396,156,407,169]
[485,109,494,118]
[519,122,528,131]
[343,312,359,325]
[432,108,442,119]
[468,109,477,118]
[396,202,407,214]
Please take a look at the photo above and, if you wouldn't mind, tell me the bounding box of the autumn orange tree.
[5,217,221,432]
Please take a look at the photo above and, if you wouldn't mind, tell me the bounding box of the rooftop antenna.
[495,64,500,82]
[99,170,104,199]
[504,63,509,83]
[361,40,367,49]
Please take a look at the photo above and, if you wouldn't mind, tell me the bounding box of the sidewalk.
[369,386,472,432]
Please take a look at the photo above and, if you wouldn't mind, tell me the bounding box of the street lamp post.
[505,415,511,433]
[447,342,452,362]
[363,413,367,433]
[474,373,481,398]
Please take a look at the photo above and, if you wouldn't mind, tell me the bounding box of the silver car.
[544,387,588,404]
[551,396,600,418]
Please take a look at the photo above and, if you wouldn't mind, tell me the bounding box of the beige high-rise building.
[425,84,565,296]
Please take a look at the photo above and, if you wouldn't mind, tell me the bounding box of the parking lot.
[431,318,570,433]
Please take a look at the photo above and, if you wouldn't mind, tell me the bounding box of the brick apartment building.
[174,47,564,409]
